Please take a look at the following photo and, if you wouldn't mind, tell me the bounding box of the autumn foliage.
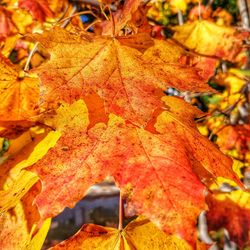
[0,0,250,249]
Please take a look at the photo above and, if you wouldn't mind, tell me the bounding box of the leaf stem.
[177,10,184,25]
[118,191,123,230]
[198,0,202,21]
[24,42,39,72]
[56,10,99,26]
[84,19,102,31]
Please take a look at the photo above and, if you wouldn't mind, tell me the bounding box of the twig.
[100,3,110,21]
[107,5,115,37]
[24,42,39,72]
[70,0,116,11]
[198,0,202,21]
[84,19,102,31]
[118,191,123,230]
[177,10,184,25]
[208,122,228,140]
[238,0,250,29]
[57,10,99,26]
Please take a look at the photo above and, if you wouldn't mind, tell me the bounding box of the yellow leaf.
[27,218,51,250]
[9,130,61,175]
[52,216,197,249]
[173,20,245,61]
[0,170,38,214]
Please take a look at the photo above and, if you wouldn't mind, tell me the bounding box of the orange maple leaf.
[207,191,250,248]
[29,96,240,246]
[101,0,142,36]
[31,27,213,126]
[217,125,250,151]
[0,7,17,41]
[216,125,250,162]
[18,0,54,22]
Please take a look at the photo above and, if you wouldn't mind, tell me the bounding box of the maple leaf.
[51,216,203,249]
[173,20,246,61]
[0,170,38,213]
[206,190,250,248]
[48,0,68,15]
[0,127,60,212]
[29,96,240,245]
[18,0,54,22]
[0,127,56,249]
[217,125,250,151]
[0,6,17,41]
[101,0,142,36]
[0,183,50,250]
[144,38,218,80]
[216,125,250,163]
[31,27,213,125]
[0,55,40,123]
[168,0,196,13]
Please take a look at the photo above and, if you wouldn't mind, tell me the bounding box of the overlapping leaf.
[173,20,246,61]
[31,26,214,125]
[101,0,142,35]
[0,7,16,41]
[29,96,240,245]
[0,55,40,123]
[0,183,51,250]
[51,216,204,250]
[0,127,60,213]
[207,190,250,248]
[0,127,59,249]
[18,0,54,22]
[217,125,250,163]
[0,125,61,248]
